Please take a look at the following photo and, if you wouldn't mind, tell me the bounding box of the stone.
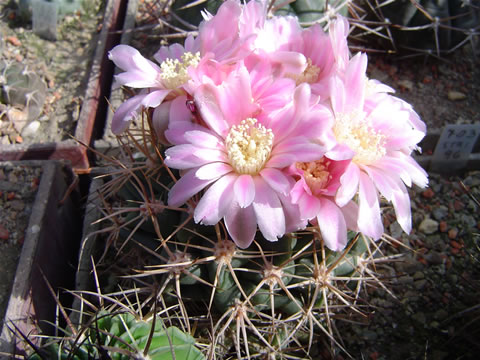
[418,218,438,234]
[432,205,448,221]
[398,79,413,91]
[21,121,41,138]
[0,224,9,240]
[447,90,467,101]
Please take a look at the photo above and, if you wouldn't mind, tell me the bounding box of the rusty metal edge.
[0,160,82,357]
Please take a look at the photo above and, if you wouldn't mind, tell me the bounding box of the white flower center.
[333,113,386,165]
[159,52,200,89]
[297,158,332,194]
[288,58,321,86]
[225,118,274,175]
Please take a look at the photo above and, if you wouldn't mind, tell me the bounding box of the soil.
[0,0,104,145]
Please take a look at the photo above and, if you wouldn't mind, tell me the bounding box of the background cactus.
[16,0,85,22]
[349,0,480,56]
[0,59,47,123]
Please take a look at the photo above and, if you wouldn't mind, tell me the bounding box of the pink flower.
[108,39,200,134]
[198,0,261,62]
[327,53,428,239]
[289,157,358,251]
[165,65,332,248]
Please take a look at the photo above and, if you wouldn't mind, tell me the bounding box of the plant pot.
[0,0,129,174]
[0,160,83,357]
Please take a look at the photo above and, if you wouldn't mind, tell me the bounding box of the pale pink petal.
[325,143,355,161]
[217,66,258,126]
[291,178,311,203]
[165,145,213,169]
[166,122,211,145]
[336,163,360,207]
[259,168,291,196]
[194,174,236,225]
[298,192,321,220]
[168,169,217,207]
[391,182,412,234]
[268,51,306,74]
[266,153,297,169]
[225,204,257,248]
[234,174,255,208]
[194,84,230,136]
[316,198,348,251]
[193,148,229,163]
[111,94,145,134]
[109,45,161,74]
[169,95,193,124]
[184,130,224,149]
[341,200,359,231]
[357,172,383,239]
[277,193,308,233]
[344,53,367,112]
[195,162,233,180]
[252,177,285,241]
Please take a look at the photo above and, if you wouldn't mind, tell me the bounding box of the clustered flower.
[108,0,428,251]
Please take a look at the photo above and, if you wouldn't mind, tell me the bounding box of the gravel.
[338,170,480,360]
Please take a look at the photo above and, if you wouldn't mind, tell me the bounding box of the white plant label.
[32,0,58,41]
[431,124,480,171]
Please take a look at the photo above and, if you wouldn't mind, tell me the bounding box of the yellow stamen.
[288,58,321,86]
[297,158,332,194]
[159,51,200,89]
[333,112,386,165]
[226,118,274,175]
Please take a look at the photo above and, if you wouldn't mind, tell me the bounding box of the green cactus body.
[98,158,373,357]
[356,0,479,55]
[28,311,205,360]
[0,60,47,121]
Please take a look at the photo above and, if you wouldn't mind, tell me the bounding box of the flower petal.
[168,168,217,207]
[252,177,285,241]
[234,174,255,208]
[357,172,383,239]
[225,204,257,248]
[194,174,236,225]
[259,168,291,195]
[316,198,348,251]
[196,162,233,180]
[336,163,360,207]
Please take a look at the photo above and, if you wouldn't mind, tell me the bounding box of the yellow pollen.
[159,52,200,89]
[225,118,274,175]
[288,58,321,86]
[297,158,332,194]
[333,112,386,165]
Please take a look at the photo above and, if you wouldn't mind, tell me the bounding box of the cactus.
[350,0,480,56]
[27,307,206,360]
[0,60,47,122]
[16,0,84,22]
[84,125,393,358]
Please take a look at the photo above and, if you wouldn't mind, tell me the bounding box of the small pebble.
[6,36,21,46]
[397,79,413,91]
[447,228,458,240]
[422,188,435,199]
[0,224,9,240]
[21,121,41,138]
[447,90,467,101]
[439,221,448,232]
[419,218,439,234]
